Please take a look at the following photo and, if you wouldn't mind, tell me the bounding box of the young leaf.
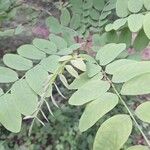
[128,14,143,33]
[65,65,79,78]
[0,67,18,83]
[33,38,57,54]
[135,102,150,123]
[3,54,33,71]
[69,80,110,106]
[79,93,118,132]
[59,74,69,88]
[121,73,150,95]
[17,44,46,60]
[93,115,133,150]
[0,94,22,133]
[60,8,71,26]
[96,43,126,66]
[11,79,38,116]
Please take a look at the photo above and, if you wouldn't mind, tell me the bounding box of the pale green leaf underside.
[135,101,150,123]
[79,93,118,132]
[93,115,132,150]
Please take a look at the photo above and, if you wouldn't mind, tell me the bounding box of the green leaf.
[127,145,149,150]
[3,54,33,71]
[79,93,118,132]
[106,59,137,75]
[65,65,79,78]
[49,34,67,50]
[60,8,71,26]
[46,16,61,34]
[133,30,149,51]
[128,0,143,13]
[69,79,110,106]
[135,101,150,123]
[0,94,22,133]
[93,0,104,10]
[93,115,132,150]
[144,0,150,10]
[26,65,52,97]
[11,79,38,116]
[116,0,129,17]
[86,62,101,78]
[128,14,144,32]
[143,12,150,39]
[17,44,46,60]
[96,43,126,66]
[40,55,61,73]
[0,67,18,83]
[33,38,57,54]
[69,72,102,90]
[110,61,150,83]
[121,73,150,95]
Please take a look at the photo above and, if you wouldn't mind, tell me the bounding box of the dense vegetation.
[0,0,150,149]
